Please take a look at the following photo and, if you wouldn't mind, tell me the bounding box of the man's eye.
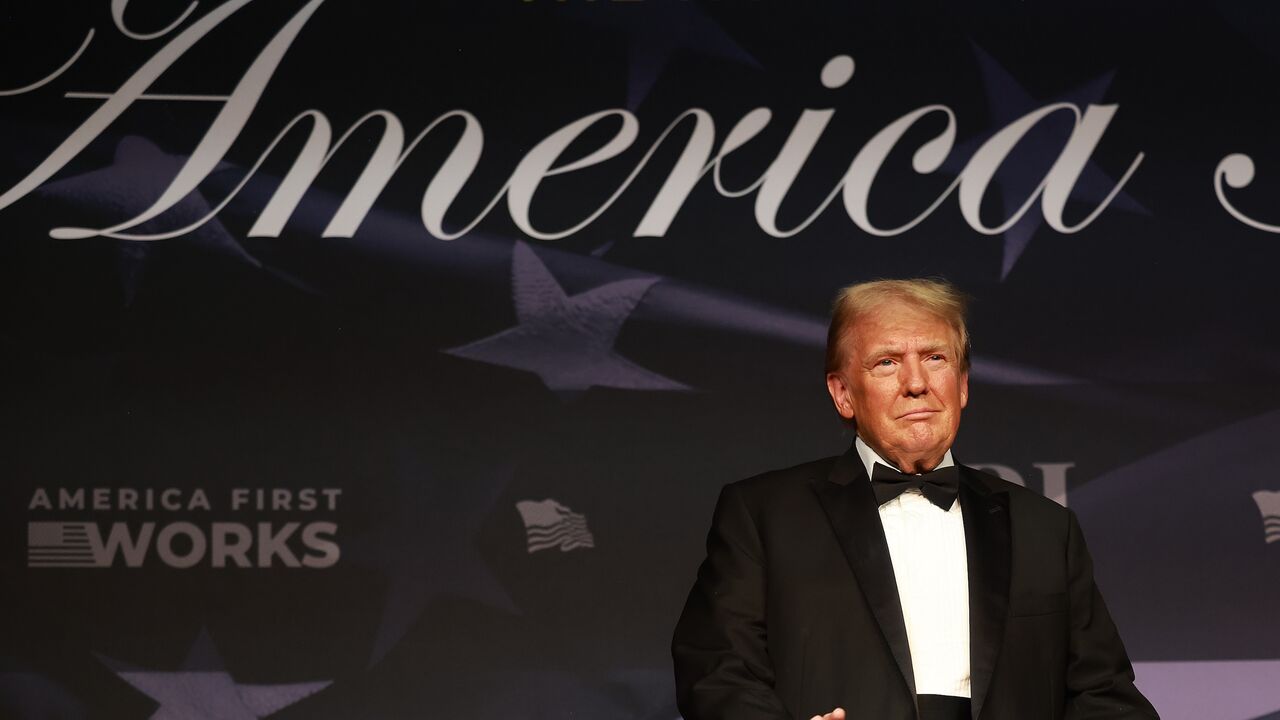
[877,359,894,366]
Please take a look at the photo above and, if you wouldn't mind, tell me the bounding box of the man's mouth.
[898,409,938,421]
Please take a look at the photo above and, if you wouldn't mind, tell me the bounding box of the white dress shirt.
[855,436,971,698]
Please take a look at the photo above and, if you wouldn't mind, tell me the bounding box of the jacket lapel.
[811,446,916,699]
[959,467,1011,720]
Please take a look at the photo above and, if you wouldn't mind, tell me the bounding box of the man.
[672,279,1156,720]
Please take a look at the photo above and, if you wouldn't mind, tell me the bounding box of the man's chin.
[891,436,952,461]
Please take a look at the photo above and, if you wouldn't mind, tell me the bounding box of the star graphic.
[346,443,516,666]
[33,136,316,304]
[942,44,1148,279]
[561,2,758,109]
[446,242,689,395]
[99,629,330,720]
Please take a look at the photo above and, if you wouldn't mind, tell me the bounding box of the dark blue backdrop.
[2,1,1279,718]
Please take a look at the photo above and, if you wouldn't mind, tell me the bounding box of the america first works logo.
[1254,490,1280,544]
[26,486,342,569]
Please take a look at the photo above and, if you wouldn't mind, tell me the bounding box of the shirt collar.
[854,435,954,481]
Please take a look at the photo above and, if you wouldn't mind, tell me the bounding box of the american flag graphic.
[27,522,100,568]
[1254,491,1280,544]
[515,500,595,554]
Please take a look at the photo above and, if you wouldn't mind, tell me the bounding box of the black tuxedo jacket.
[672,446,1158,720]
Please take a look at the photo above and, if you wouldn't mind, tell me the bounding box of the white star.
[35,136,258,265]
[100,630,330,720]
[32,136,318,304]
[446,242,689,394]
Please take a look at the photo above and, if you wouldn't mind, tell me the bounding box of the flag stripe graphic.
[526,524,589,539]
[516,499,595,554]
[27,522,102,567]
[522,514,589,530]
[526,526,593,543]
[526,526,584,540]
[28,551,96,557]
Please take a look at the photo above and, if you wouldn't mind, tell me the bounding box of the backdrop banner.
[2,2,1279,719]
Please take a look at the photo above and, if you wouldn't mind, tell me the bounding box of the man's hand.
[809,708,846,720]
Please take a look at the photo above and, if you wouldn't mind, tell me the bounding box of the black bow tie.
[871,462,959,511]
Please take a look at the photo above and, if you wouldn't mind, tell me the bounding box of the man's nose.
[901,357,928,396]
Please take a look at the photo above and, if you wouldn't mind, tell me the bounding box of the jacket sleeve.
[1063,509,1160,719]
[672,483,793,720]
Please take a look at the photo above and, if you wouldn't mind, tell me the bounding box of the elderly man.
[672,279,1156,720]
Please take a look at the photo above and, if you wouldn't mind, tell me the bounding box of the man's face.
[825,301,968,473]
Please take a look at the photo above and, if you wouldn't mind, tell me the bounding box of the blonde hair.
[825,278,971,374]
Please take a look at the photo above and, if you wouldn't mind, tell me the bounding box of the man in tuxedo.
[672,279,1157,720]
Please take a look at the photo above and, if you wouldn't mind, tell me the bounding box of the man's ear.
[826,373,856,420]
[959,370,969,409]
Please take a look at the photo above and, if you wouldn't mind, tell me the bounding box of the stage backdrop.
[3,1,1279,718]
